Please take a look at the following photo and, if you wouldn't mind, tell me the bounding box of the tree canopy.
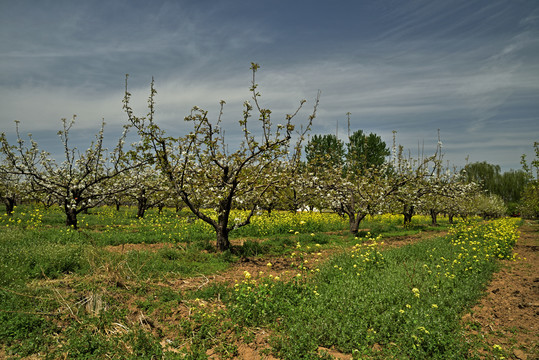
[346,130,390,174]
[305,134,345,168]
[305,129,390,172]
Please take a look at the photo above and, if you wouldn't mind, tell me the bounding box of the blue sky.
[1,0,538,172]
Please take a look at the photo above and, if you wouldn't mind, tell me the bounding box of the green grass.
[227,219,521,359]
[0,204,519,359]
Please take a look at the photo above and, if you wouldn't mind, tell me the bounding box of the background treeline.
[462,161,527,215]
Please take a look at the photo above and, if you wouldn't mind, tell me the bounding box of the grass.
[0,204,519,359]
[227,219,521,359]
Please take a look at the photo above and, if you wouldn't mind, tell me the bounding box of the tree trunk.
[66,208,78,229]
[137,190,147,218]
[115,200,121,212]
[448,213,454,224]
[137,206,146,218]
[216,225,230,251]
[137,198,147,218]
[347,211,367,234]
[291,189,299,213]
[403,204,414,226]
[430,209,439,226]
[4,197,15,216]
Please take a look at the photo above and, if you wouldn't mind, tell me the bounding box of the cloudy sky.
[1,0,538,172]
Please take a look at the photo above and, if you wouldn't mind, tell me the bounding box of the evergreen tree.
[305,134,345,168]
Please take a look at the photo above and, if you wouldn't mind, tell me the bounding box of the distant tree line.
[462,160,530,216]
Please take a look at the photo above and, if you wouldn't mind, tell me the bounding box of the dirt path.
[462,220,539,360]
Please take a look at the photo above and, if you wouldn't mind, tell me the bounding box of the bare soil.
[105,242,174,253]
[462,220,539,360]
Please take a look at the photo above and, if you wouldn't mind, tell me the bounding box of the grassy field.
[0,205,521,359]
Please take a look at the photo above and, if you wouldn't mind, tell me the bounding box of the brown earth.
[105,242,175,253]
[462,220,539,360]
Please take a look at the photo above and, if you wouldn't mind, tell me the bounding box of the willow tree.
[124,63,319,251]
[462,161,502,194]
[519,142,539,218]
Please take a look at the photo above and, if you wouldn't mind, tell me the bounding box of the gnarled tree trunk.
[215,225,231,252]
[343,205,368,234]
[403,204,414,226]
[65,207,78,229]
[430,209,439,226]
[4,197,15,216]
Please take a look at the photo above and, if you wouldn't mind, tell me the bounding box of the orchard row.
[0,64,507,250]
